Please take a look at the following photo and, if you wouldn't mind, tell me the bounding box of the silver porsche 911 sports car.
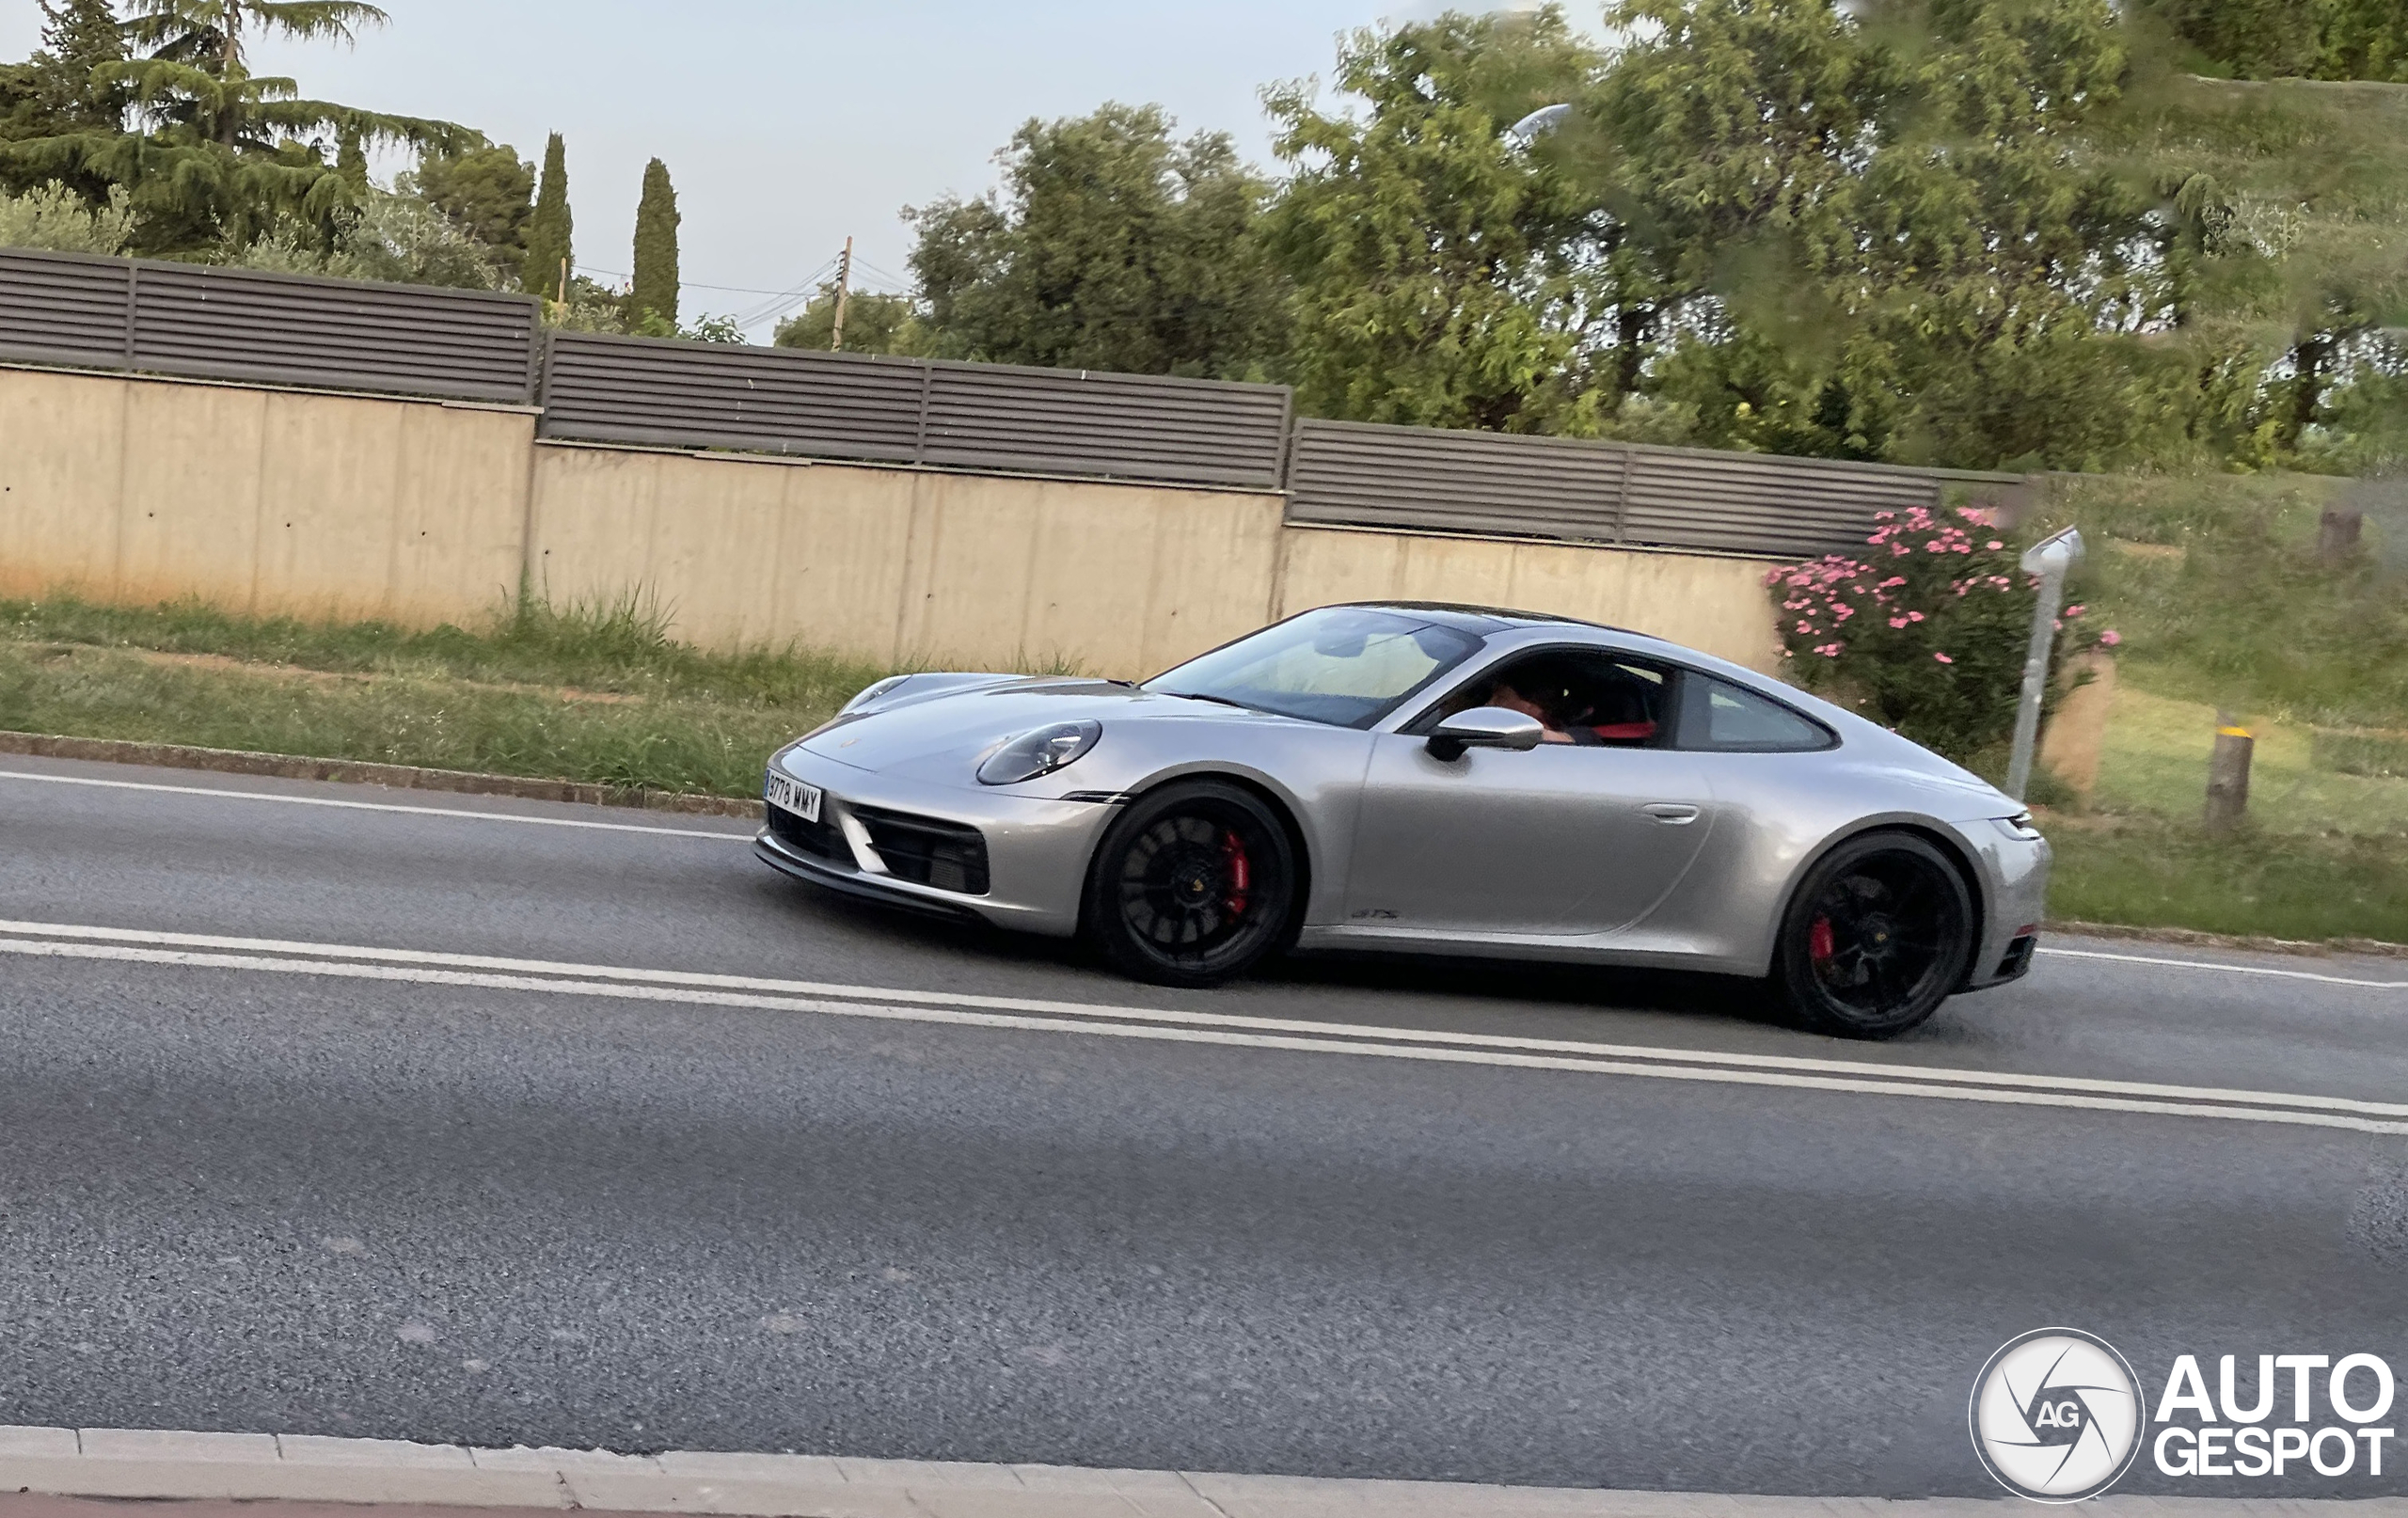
[755,603,2049,1038]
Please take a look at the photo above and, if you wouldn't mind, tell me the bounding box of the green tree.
[29,0,130,133]
[905,102,1287,378]
[1569,0,2181,470]
[401,140,531,276]
[1575,0,1889,450]
[2,0,131,198]
[1261,11,1609,431]
[773,281,921,355]
[627,155,677,330]
[2142,0,2407,82]
[1,0,471,254]
[2104,65,2408,468]
[520,130,571,302]
[332,120,362,189]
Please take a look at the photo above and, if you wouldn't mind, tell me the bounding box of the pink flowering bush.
[1766,506,2116,761]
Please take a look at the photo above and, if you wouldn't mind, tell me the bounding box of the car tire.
[1771,830,1976,1040]
[1083,780,1297,988]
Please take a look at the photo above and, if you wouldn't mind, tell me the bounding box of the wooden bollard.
[2319,508,2364,566]
[2204,709,2253,838]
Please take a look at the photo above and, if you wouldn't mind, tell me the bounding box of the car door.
[1340,656,1717,938]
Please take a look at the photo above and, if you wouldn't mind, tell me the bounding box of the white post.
[2004,528,2083,802]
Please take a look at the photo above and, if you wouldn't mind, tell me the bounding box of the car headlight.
[842,674,913,714]
[977,720,1101,786]
[1993,812,2043,842]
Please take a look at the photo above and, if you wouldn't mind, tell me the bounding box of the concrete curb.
[0,731,765,820]
[2046,919,2407,961]
[2,1428,2401,1518]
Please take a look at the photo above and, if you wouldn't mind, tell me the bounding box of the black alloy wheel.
[1083,781,1297,988]
[1772,830,1975,1039]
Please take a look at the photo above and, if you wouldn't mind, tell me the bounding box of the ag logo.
[1971,1328,2145,1502]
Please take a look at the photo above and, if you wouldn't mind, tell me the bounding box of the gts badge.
[1351,909,1400,921]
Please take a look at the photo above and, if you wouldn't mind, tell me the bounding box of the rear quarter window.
[1675,673,1838,753]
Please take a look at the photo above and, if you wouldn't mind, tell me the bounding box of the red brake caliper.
[1221,830,1251,916]
[1809,916,1835,963]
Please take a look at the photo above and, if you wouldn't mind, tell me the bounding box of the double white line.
[1,918,2400,1137]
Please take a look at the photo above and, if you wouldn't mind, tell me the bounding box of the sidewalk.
[3,1427,2405,1518]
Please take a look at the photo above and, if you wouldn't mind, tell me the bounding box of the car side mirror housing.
[1426,705,1545,762]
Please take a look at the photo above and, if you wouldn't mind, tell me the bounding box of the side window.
[1675,674,1836,753]
[1424,652,1671,748]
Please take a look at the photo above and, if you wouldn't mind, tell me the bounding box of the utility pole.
[831,237,854,353]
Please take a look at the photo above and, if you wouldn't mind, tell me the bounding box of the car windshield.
[1146,608,1485,728]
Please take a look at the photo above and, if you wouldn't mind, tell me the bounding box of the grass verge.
[0,593,906,798]
[2040,812,2408,944]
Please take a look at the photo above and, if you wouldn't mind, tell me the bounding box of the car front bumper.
[1959,826,2052,992]
[753,745,1119,937]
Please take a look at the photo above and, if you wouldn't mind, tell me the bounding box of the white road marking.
[0,767,752,839]
[0,921,2398,1136]
[2039,943,2405,989]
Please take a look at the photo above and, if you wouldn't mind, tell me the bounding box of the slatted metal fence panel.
[129,262,537,403]
[537,332,926,462]
[1285,419,1632,541]
[1285,417,1983,558]
[539,336,1291,491]
[920,364,1290,490]
[0,249,537,403]
[1617,447,1946,558]
[0,249,130,369]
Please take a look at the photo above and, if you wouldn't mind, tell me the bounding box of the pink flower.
[1889,616,1910,628]
[1892,544,1910,557]
[1986,540,2004,550]
[1907,610,1924,623]
[2065,604,2084,617]
[2099,629,2121,647]
[1933,652,1954,664]
[1814,642,1844,657]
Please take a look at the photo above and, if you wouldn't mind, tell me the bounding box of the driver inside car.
[1470,663,1663,747]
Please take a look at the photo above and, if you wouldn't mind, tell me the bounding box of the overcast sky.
[1,1,1522,337]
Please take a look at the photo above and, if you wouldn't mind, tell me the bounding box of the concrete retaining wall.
[0,364,1780,675]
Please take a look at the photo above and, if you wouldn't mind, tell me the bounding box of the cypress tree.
[335,125,368,192]
[33,0,129,133]
[521,132,573,302]
[628,156,679,330]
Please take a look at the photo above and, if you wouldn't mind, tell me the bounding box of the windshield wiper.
[1153,689,1255,711]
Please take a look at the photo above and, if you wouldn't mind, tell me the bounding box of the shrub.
[0,182,136,255]
[1766,505,2115,761]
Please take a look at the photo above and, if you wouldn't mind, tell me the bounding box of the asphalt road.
[0,752,2400,1497]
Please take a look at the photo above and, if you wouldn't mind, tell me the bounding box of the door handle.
[1640,803,1701,825]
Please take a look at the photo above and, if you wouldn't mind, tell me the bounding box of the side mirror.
[1426,705,1545,762]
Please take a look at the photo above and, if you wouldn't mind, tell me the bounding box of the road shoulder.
[2,1427,2400,1518]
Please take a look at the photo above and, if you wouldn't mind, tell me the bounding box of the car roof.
[1329,601,1633,637]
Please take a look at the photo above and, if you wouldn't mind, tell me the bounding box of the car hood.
[793,679,1265,783]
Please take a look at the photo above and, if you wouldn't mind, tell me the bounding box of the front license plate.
[765,770,822,823]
